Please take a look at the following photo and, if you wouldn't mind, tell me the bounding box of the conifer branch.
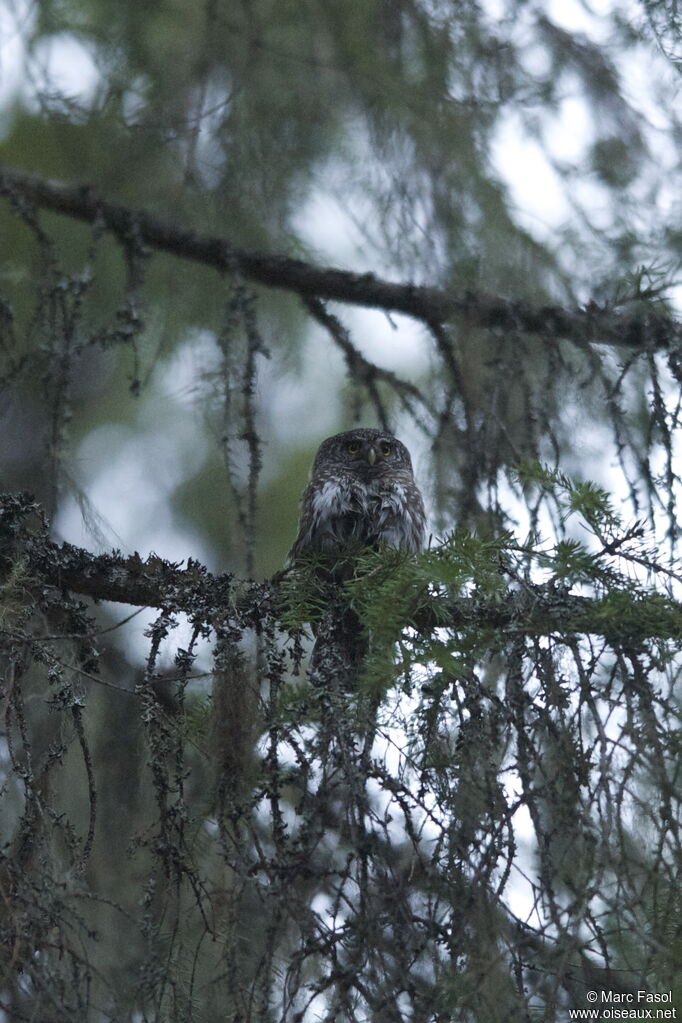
[0,165,680,352]
[2,494,678,641]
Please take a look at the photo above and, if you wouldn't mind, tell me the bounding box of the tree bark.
[1,494,678,641]
[1,165,679,352]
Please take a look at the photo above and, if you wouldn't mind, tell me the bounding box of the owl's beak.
[367,446,377,466]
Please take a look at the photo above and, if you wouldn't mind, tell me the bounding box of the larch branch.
[2,496,679,642]
[1,165,680,351]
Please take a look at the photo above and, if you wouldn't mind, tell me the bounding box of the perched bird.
[288,428,426,686]
[289,428,426,561]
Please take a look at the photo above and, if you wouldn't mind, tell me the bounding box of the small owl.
[288,428,426,688]
[289,428,426,561]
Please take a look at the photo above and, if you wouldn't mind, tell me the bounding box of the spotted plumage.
[288,428,426,687]
[289,428,425,561]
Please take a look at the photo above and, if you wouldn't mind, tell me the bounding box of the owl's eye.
[347,441,361,455]
[380,443,392,456]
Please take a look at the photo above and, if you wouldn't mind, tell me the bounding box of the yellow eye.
[380,443,392,456]
[347,442,361,455]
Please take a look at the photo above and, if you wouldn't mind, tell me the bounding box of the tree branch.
[301,294,433,426]
[1,164,680,352]
[2,494,679,641]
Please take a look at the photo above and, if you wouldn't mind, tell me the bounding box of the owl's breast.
[309,475,368,548]
[290,471,424,559]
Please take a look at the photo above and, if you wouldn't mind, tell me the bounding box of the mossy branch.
[1,165,680,352]
[2,493,680,643]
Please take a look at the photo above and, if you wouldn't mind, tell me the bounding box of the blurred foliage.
[0,0,680,569]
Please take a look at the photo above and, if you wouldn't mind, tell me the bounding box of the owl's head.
[312,428,413,478]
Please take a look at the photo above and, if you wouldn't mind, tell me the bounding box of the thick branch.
[2,498,678,641]
[1,165,680,351]
[412,588,682,643]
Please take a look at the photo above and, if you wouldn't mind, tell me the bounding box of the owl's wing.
[373,478,426,552]
[288,474,356,561]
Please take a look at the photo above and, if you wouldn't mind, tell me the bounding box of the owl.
[289,428,426,561]
[288,428,426,688]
